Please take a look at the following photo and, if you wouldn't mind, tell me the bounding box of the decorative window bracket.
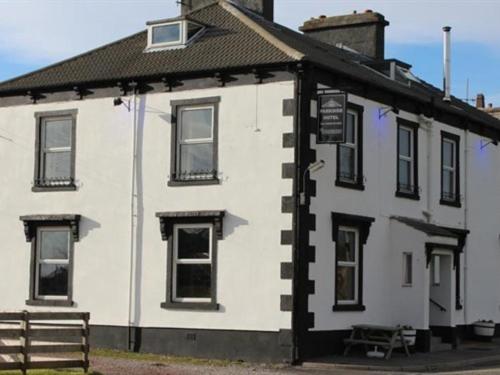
[20,214,81,242]
[156,210,225,241]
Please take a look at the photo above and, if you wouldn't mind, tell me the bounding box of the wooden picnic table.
[343,324,411,360]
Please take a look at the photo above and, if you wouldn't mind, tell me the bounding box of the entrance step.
[431,335,453,352]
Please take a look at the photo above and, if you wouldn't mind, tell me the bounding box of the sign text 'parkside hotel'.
[317,93,347,144]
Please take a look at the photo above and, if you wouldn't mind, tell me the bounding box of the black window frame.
[33,110,77,192]
[440,131,461,207]
[335,102,364,191]
[396,118,419,200]
[331,211,374,312]
[20,214,80,307]
[168,97,220,186]
[157,210,224,310]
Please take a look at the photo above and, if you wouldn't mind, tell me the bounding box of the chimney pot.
[476,93,485,109]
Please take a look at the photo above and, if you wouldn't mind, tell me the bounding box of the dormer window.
[146,18,205,51]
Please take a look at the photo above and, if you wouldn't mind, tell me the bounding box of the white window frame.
[398,125,414,192]
[176,105,215,178]
[338,110,358,183]
[147,21,183,49]
[402,252,413,287]
[442,138,456,200]
[336,226,359,305]
[146,20,205,51]
[34,227,70,300]
[172,223,213,303]
[40,116,73,182]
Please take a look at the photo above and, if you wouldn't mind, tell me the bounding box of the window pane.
[40,231,69,260]
[152,24,180,44]
[443,140,454,167]
[176,264,211,298]
[44,119,72,149]
[178,227,210,259]
[337,230,356,262]
[443,169,454,195]
[179,143,213,174]
[398,159,411,188]
[180,108,212,140]
[336,266,355,301]
[346,113,355,143]
[38,264,68,296]
[187,22,203,39]
[44,151,71,179]
[404,253,412,284]
[339,145,355,180]
[399,127,411,157]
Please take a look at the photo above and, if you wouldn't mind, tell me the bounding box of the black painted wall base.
[90,325,293,363]
[299,330,351,360]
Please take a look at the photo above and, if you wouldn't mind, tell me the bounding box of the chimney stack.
[476,93,485,109]
[182,0,274,21]
[300,10,389,60]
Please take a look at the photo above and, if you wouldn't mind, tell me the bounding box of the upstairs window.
[152,23,181,45]
[440,131,460,207]
[169,97,220,186]
[34,110,77,191]
[146,19,204,51]
[336,103,364,190]
[396,118,419,200]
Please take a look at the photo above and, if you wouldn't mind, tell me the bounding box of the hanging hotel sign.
[317,93,347,144]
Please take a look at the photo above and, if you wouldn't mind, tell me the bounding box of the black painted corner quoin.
[156,210,225,311]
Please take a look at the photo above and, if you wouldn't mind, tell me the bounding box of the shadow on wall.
[224,213,249,237]
[79,217,101,240]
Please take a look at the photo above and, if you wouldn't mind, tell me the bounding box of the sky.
[0,0,499,105]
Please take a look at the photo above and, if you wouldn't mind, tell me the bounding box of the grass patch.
[91,348,242,367]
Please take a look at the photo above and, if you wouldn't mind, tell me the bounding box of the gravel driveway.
[90,355,302,375]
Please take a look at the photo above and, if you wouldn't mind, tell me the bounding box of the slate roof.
[0,2,294,93]
[391,216,458,238]
[1,0,499,132]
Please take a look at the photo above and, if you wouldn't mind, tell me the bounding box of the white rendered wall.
[0,80,295,332]
[309,91,500,332]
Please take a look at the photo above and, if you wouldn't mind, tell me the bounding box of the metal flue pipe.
[443,26,452,102]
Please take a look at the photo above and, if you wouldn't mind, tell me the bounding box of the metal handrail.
[430,298,447,312]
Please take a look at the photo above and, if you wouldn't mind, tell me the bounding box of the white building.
[1,0,500,363]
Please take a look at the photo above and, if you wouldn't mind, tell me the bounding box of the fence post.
[20,310,30,375]
[82,313,90,373]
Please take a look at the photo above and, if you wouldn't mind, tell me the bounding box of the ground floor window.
[20,214,80,307]
[331,212,375,312]
[336,227,359,304]
[402,252,413,286]
[35,227,71,299]
[173,224,212,302]
[157,210,225,310]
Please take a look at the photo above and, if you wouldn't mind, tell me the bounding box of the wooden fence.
[0,311,89,374]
